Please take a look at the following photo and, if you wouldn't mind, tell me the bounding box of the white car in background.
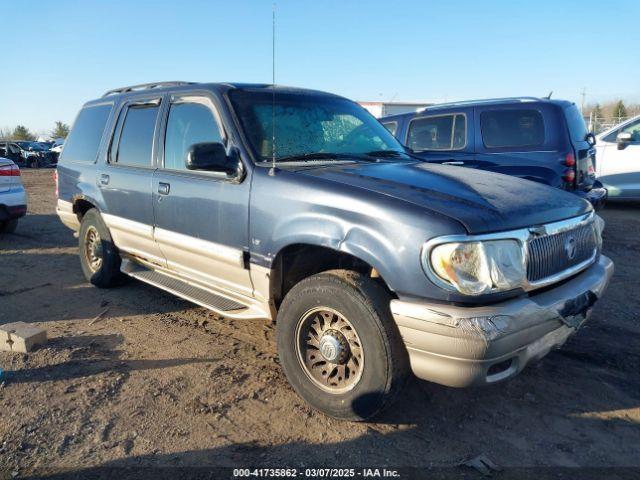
[0,157,28,233]
[596,115,640,200]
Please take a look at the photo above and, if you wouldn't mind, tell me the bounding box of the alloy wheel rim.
[295,307,364,394]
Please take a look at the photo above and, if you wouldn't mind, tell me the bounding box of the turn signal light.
[0,164,20,176]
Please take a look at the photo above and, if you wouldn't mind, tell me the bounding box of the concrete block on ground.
[0,322,47,353]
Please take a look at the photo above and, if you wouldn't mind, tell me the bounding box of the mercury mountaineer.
[56,82,613,420]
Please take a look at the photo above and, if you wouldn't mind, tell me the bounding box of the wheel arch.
[267,242,396,311]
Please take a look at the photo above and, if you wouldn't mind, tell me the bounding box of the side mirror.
[585,132,596,146]
[617,132,632,150]
[185,142,239,176]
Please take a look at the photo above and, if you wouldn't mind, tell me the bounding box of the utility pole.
[580,87,586,115]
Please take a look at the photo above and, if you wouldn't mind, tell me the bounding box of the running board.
[121,259,269,320]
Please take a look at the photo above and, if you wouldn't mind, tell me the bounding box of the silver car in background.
[0,157,27,233]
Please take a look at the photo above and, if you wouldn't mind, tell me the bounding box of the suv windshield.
[229,89,408,163]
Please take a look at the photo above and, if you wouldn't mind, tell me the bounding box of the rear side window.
[60,104,112,163]
[564,104,589,143]
[481,109,544,148]
[164,99,223,171]
[382,121,398,136]
[407,114,466,151]
[114,103,159,167]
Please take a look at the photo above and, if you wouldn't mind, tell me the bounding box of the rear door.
[152,91,252,296]
[99,97,165,265]
[473,104,564,187]
[404,109,475,166]
[597,118,640,199]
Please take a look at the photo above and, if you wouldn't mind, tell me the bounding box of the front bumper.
[391,255,614,387]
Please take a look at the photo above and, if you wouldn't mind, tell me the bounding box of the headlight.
[426,239,525,295]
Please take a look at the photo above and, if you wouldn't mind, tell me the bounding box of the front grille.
[526,222,597,282]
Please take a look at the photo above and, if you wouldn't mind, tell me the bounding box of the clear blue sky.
[3,0,639,133]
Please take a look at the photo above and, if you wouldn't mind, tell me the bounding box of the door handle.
[99,174,110,185]
[442,161,464,165]
[158,182,170,195]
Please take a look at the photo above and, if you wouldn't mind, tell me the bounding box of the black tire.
[29,158,39,169]
[78,208,123,288]
[276,270,409,421]
[0,219,18,234]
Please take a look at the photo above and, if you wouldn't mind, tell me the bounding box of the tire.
[29,158,39,169]
[276,270,409,421]
[78,208,123,288]
[0,219,18,234]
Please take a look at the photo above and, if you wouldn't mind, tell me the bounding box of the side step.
[121,259,268,319]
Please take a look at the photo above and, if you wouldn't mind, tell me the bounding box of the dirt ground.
[1,170,639,478]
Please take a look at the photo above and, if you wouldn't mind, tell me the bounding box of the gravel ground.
[0,170,639,479]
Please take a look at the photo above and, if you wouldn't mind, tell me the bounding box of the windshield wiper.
[364,150,405,158]
[275,152,360,163]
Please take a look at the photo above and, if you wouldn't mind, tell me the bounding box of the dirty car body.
[56,82,613,419]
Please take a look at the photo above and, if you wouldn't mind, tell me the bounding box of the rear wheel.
[276,270,409,421]
[78,208,124,288]
[0,219,18,234]
[28,158,39,169]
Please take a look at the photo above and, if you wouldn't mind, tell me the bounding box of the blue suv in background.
[380,97,607,208]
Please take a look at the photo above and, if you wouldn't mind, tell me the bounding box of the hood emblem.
[565,236,577,260]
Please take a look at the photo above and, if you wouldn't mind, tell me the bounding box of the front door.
[99,97,165,265]
[152,93,252,297]
[597,118,640,199]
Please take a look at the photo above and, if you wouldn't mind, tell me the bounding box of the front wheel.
[276,270,409,421]
[29,158,39,169]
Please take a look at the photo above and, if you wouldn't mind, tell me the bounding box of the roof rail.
[102,81,195,97]
[419,96,543,111]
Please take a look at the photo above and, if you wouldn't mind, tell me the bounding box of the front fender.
[249,167,465,299]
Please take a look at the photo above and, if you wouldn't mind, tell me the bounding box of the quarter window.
[60,104,113,163]
[407,114,466,151]
[481,109,544,148]
[164,99,223,171]
[114,103,159,167]
[382,121,398,136]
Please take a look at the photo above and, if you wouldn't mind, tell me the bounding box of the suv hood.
[295,161,591,234]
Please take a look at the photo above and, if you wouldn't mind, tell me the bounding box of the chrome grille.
[526,222,597,282]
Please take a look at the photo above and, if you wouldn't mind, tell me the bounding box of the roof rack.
[102,81,195,97]
[419,96,543,111]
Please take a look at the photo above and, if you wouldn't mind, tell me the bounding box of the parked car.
[0,141,57,168]
[595,114,640,200]
[0,157,27,233]
[380,97,607,209]
[56,82,613,420]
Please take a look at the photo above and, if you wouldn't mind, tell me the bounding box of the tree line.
[0,122,70,142]
[583,100,640,122]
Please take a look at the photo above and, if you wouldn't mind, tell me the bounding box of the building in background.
[359,101,433,118]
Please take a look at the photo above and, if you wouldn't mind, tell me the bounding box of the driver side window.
[164,98,224,171]
[620,119,640,143]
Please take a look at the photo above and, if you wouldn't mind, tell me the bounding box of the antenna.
[546,91,553,99]
[269,3,277,176]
